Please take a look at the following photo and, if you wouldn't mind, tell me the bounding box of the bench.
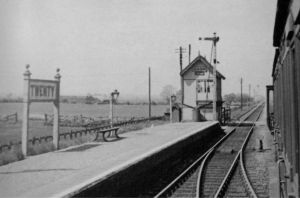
[94,127,120,142]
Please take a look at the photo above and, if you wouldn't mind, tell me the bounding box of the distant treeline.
[0,98,23,103]
[223,93,254,106]
[62,95,164,105]
[0,95,166,105]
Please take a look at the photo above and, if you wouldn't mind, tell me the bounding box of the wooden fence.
[44,114,137,127]
[44,114,96,127]
[0,112,18,123]
[0,116,164,153]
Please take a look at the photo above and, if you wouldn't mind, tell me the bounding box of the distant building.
[180,55,225,121]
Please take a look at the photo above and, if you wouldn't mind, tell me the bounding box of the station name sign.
[194,64,207,76]
[22,65,61,156]
[29,79,58,102]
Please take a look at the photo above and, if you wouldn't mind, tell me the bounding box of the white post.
[170,96,172,123]
[22,65,31,156]
[53,69,61,150]
[110,94,113,127]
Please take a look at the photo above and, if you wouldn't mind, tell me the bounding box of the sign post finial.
[24,64,31,79]
[55,68,61,81]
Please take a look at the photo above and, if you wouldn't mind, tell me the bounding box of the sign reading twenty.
[29,79,58,101]
[22,65,61,156]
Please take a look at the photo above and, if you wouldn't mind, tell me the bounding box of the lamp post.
[110,89,119,128]
[170,94,176,123]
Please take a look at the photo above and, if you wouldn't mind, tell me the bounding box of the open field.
[0,102,169,166]
[0,102,168,120]
[0,103,167,144]
[0,120,83,144]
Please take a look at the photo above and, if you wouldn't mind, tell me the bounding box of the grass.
[0,146,25,165]
[0,119,168,166]
[0,120,84,144]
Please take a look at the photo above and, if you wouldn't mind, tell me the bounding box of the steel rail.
[213,104,264,198]
[154,103,264,198]
[238,104,264,198]
[236,104,258,120]
[213,148,241,198]
[197,104,263,197]
[240,127,257,198]
[213,126,255,198]
[154,127,235,198]
[196,146,215,197]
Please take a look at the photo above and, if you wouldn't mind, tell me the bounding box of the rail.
[196,146,216,197]
[154,103,264,198]
[154,127,236,198]
[213,126,257,198]
[213,149,241,198]
[213,104,264,197]
[239,127,257,198]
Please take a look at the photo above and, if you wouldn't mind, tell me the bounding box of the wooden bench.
[94,127,120,142]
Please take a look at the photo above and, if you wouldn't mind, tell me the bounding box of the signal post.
[199,33,220,121]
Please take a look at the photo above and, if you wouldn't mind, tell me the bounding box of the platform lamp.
[110,89,119,128]
[170,94,176,123]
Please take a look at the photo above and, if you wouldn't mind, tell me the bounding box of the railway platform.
[0,121,222,197]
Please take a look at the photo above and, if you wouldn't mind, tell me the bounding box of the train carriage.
[270,0,300,197]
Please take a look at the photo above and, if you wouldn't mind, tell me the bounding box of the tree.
[224,93,254,106]
[175,89,182,104]
[85,94,98,104]
[223,93,237,105]
[160,85,177,103]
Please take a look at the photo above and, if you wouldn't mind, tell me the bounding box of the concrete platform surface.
[0,121,218,197]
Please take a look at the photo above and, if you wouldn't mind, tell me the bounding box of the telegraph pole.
[188,44,191,64]
[180,46,183,71]
[248,84,251,106]
[176,46,186,106]
[148,67,151,119]
[240,78,243,111]
[199,32,220,121]
[180,46,183,106]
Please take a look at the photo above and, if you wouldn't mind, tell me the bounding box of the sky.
[0,0,277,100]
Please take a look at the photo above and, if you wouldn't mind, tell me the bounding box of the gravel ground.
[244,106,278,198]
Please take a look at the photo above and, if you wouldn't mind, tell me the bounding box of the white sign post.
[22,65,61,156]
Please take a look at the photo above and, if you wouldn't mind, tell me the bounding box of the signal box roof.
[180,55,225,80]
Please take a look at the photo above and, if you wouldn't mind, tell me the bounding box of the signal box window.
[197,80,212,93]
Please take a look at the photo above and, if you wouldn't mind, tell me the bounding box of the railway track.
[154,104,264,198]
